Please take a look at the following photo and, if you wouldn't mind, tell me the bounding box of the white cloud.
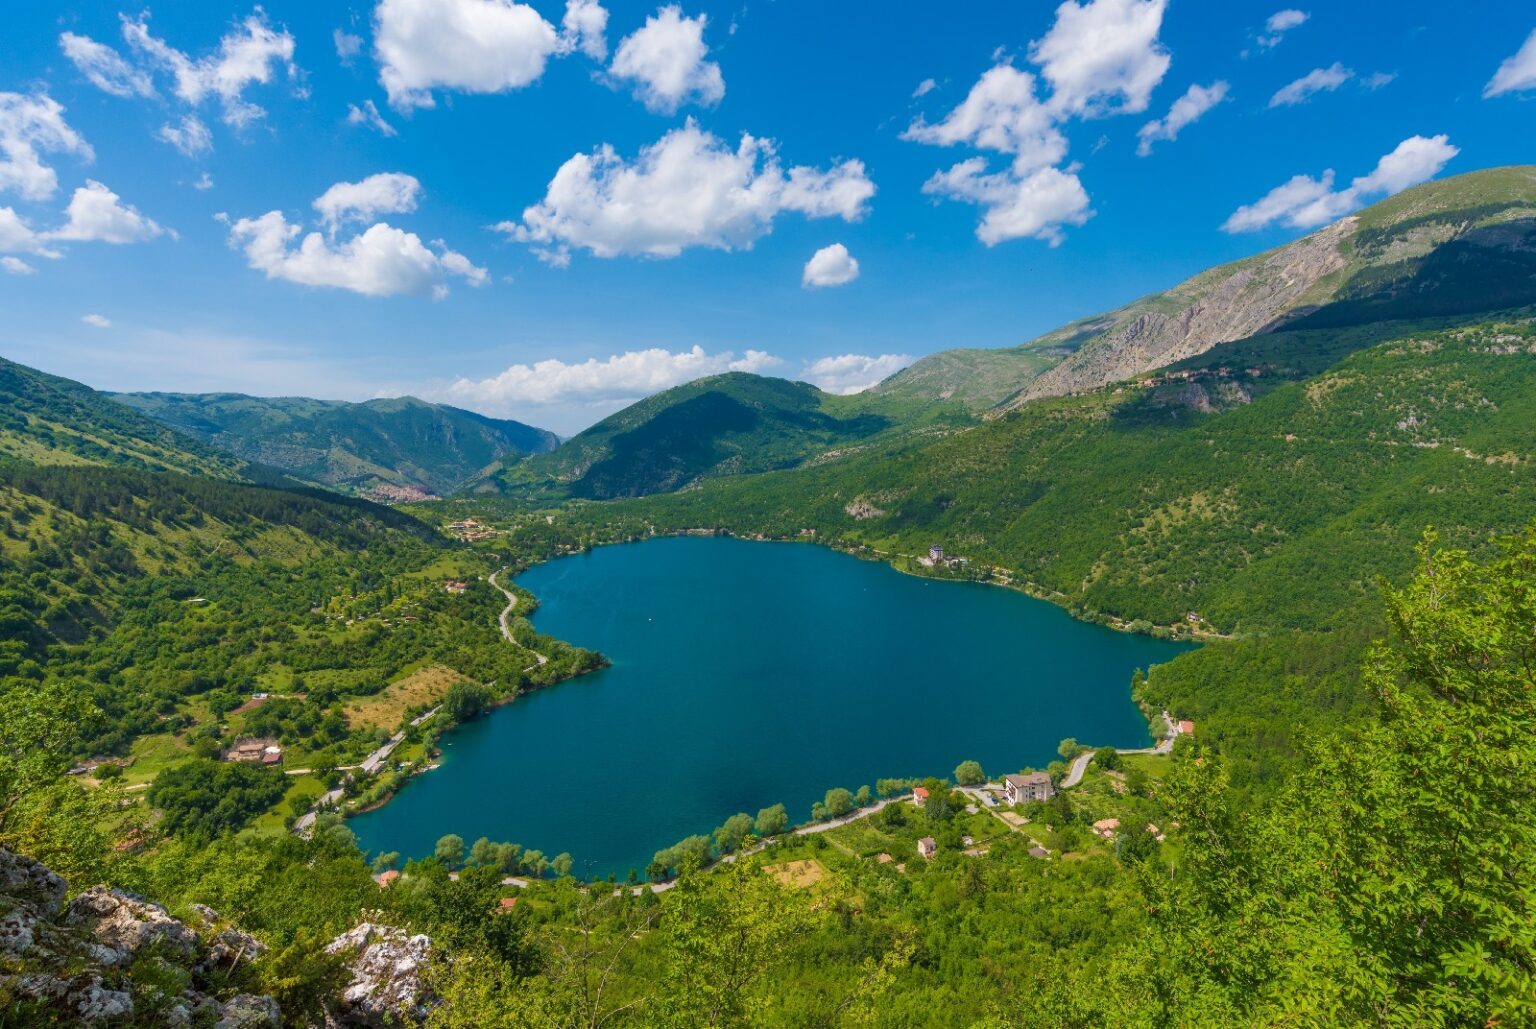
[502,120,874,262]
[59,32,154,97]
[158,115,213,157]
[194,172,215,191]
[1136,80,1228,155]
[49,181,167,244]
[441,345,781,408]
[1485,27,1536,98]
[905,0,1167,247]
[346,100,399,136]
[923,160,1091,246]
[82,313,112,328]
[802,243,859,288]
[313,173,423,232]
[1363,71,1397,90]
[374,0,564,110]
[334,29,365,63]
[609,5,724,113]
[226,177,487,298]
[903,65,1065,174]
[1269,62,1352,107]
[1223,134,1459,232]
[122,10,297,127]
[1258,9,1307,47]
[1030,0,1170,117]
[0,256,33,274]
[562,0,610,61]
[0,92,94,202]
[0,208,50,256]
[913,78,937,99]
[800,353,911,394]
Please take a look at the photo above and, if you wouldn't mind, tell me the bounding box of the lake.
[350,536,1195,878]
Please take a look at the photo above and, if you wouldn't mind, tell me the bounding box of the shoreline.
[338,528,1187,875]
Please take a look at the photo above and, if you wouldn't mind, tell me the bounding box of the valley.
[5,167,1536,1026]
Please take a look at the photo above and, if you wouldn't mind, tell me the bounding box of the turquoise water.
[351,536,1194,878]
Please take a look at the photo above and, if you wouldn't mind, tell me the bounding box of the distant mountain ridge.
[486,372,945,500]
[0,356,259,482]
[112,392,559,496]
[873,166,1536,411]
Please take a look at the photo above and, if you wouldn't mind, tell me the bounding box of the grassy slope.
[0,356,254,480]
[112,391,560,495]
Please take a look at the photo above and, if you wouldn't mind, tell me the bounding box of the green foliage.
[823,787,855,818]
[1078,528,1536,1025]
[953,759,984,785]
[754,803,788,837]
[493,372,923,500]
[442,680,493,723]
[713,812,753,854]
[434,833,465,867]
[112,391,558,495]
[147,759,289,840]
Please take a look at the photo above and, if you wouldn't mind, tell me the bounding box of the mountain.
[111,392,560,497]
[874,166,1536,411]
[485,372,947,500]
[0,356,256,481]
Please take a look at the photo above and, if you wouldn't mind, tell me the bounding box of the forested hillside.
[487,372,968,499]
[113,392,559,496]
[0,356,257,481]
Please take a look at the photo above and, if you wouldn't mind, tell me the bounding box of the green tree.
[656,861,819,1026]
[713,812,753,854]
[443,681,493,724]
[754,803,788,837]
[824,787,855,818]
[372,851,401,872]
[0,681,101,835]
[1057,737,1080,761]
[550,852,573,878]
[1098,529,1536,1025]
[954,759,985,785]
[469,836,497,867]
[435,833,465,867]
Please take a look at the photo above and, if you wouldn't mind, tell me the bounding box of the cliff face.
[1013,218,1355,403]
[872,167,1536,415]
[0,848,436,1027]
[0,848,278,1026]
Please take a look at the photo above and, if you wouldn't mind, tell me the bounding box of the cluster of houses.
[446,518,499,542]
[443,580,470,594]
[367,484,440,504]
[222,737,283,765]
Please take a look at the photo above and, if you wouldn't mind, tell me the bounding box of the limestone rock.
[325,922,434,1026]
[216,993,283,1028]
[65,884,199,964]
[0,847,66,915]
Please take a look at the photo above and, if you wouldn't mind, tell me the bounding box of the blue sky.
[1,0,1533,433]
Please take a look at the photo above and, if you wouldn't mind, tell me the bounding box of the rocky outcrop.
[324,922,434,1027]
[64,885,201,964]
[1011,218,1355,406]
[0,848,280,1026]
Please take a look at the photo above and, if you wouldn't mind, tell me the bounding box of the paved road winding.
[488,569,548,668]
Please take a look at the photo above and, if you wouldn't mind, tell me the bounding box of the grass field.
[343,664,467,730]
[123,732,192,787]
[764,858,829,889]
